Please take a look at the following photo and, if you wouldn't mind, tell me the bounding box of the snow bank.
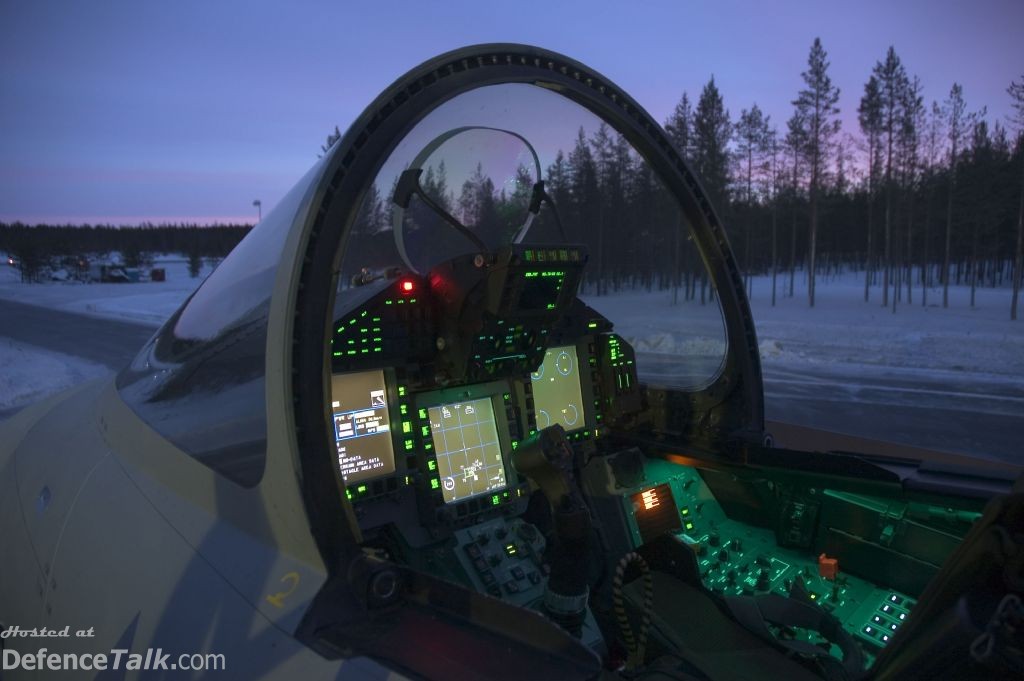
[583,271,1024,382]
[0,337,109,410]
[0,257,207,327]
[3,260,1022,383]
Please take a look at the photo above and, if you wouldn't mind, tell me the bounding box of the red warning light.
[400,280,415,294]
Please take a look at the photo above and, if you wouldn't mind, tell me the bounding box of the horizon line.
[0,215,258,227]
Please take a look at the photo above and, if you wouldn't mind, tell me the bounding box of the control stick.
[512,425,591,636]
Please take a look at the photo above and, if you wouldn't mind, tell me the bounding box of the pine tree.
[735,104,770,294]
[872,47,909,309]
[693,77,732,210]
[941,83,981,307]
[541,151,571,239]
[568,127,599,289]
[319,125,342,158]
[665,93,694,161]
[735,105,770,204]
[859,76,884,302]
[458,163,485,226]
[353,183,384,236]
[784,112,807,298]
[767,125,781,306]
[793,38,841,307]
[967,120,994,307]
[920,100,946,307]
[898,76,925,307]
[591,124,615,293]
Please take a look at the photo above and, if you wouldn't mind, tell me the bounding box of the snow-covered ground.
[4,255,1020,379]
[0,337,108,411]
[0,256,209,326]
[2,257,1022,441]
[3,257,1022,379]
[584,271,1024,385]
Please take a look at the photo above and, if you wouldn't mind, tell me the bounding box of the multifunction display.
[330,370,396,484]
[428,397,508,504]
[531,345,586,432]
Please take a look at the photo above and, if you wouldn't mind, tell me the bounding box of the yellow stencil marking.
[266,571,300,608]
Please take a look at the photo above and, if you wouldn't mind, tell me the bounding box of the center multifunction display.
[330,369,396,484]
[413,382,524,520]
[427,397,508,503]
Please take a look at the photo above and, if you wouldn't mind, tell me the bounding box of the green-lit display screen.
[331,370,396,484]
[519,270,564,310]
[428,397,507,504]
[531,345,585,432]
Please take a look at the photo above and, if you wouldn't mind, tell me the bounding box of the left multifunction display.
[330,369,397,484]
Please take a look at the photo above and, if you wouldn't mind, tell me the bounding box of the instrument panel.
[607,458,921,667]
[323,243,966,670]
[327,244,621,520]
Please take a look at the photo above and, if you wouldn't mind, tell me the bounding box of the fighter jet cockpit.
[284,53,1019,680]
[7,45,1016,681]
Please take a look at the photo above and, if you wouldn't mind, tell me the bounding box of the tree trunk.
[883,182,892,308]
[597,204,606,296]
[943,154,956,307]
[884,196,892,309]
[745,151,753,297]
[771,200,778,307]
[789,201,797,298]
[922,185,932,307]
[1012,154,1024,320]
[864,142,875,303]
[809,178,818,307]
[864,192,874,302]
[746,214,753,299]
[970,219,979,307]
[892,241,899,314]
[672,215,680,305]
[905,191,913,305]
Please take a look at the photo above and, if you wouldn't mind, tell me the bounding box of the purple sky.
[1,0,1021,225]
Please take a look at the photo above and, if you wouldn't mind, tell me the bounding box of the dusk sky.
[2,0,1021,225]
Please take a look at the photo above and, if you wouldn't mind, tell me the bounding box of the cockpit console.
[324,233,980,675]
[296,48,1007,679]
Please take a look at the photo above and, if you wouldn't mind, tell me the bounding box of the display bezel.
[329,367,402,489]
[530,343,593,434]
[414,380,516,508]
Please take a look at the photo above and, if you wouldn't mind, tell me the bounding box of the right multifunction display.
[530,345,585,432]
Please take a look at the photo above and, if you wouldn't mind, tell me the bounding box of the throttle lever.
[512,425,591,636]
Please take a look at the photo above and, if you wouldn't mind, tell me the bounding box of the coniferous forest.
[4,41,1023,320]
[0,223,250,281]
[339,42,1024,319]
